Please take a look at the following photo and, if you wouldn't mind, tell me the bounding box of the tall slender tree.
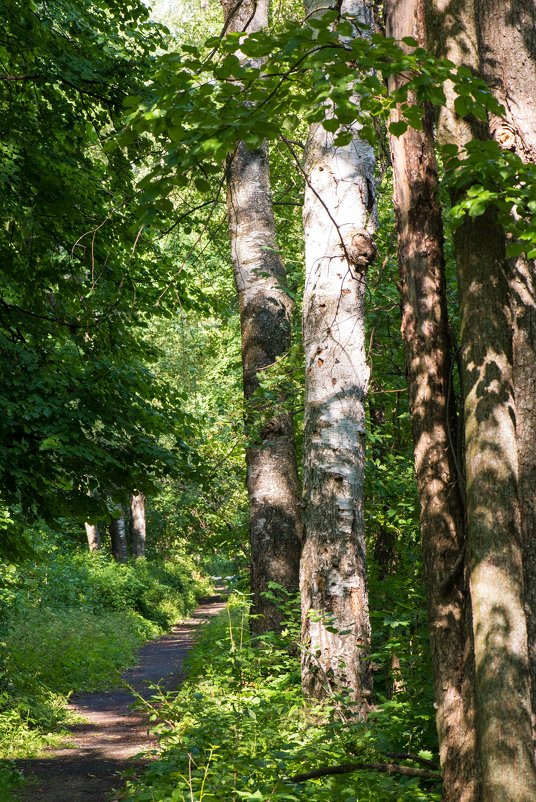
[474,0,536,726]
[385,1,476,797]
[299,0,376,703]
[430,2,536,796]
[220,0,302,633]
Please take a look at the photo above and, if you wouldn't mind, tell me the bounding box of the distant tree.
[130,493,147,558]
[110,507,129,563]
[84,523,101,553]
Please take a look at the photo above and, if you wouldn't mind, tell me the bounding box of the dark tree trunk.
[130,493,146,558]
[221,0,302,634]
[110,509,128,563]
[385,2,477,797]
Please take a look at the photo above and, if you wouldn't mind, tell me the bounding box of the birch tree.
[220,0,302,634]
[299,0,376,703]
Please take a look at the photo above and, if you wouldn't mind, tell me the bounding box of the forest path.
[14,595,226,802]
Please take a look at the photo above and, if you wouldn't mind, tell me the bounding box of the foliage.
[0,0,204,534]
[124,595,439,802]
[0,549,211,761]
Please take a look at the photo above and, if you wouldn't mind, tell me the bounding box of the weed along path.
[14,595,226,802]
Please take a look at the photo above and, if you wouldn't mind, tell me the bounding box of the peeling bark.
[300,0,376,704]
[221,0,301,633]
[385,1,476,797]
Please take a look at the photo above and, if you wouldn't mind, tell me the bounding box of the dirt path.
[14,595,226,802]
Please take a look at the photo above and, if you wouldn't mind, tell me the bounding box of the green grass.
[123,592,440,802]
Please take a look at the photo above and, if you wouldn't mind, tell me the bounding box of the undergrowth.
[0,550,211,769]
[124,592,441,802]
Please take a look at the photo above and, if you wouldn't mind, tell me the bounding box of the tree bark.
[299,0,376,704]
[474,0,536,729]
[431,2,536,795]
[130,492,146,558]
[221,0,302,634]
[385,1,477,797]
[84,522,101,552]
[110,509,128,563]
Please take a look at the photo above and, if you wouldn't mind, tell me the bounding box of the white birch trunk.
[300,0,376,703]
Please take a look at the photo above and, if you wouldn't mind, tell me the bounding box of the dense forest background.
[1,0,535,800]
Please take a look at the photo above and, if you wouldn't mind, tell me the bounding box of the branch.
[0,73,41,81]
[383,752,439,770]
[288,762,441,783]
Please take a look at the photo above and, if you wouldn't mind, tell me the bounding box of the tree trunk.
[385,1,477,797]
[221,0,302,634]
[110,509,128,563]
[431,2,536,795]
[474,0,536,730]
[84,522,101,552]
[299,0,376,704]
[130,493,146,558]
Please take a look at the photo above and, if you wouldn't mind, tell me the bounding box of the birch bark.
[300,0,376,703]
[221,0,301,633]
[385,1,476,796]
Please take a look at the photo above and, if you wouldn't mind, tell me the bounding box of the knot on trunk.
[346,230,377,272]
[489,116,516,150]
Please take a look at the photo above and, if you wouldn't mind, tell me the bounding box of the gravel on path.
[14,595,226,802]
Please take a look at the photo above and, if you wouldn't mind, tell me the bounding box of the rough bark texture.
[300,0,376,704]
[385,2,476,798]
[110,511,128,563]
[221,0,302,633]
[431,2,536,794]
[130,493,146,558]
[474,0,536,730]
[84,522,101,552]
[454,209,536,801]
